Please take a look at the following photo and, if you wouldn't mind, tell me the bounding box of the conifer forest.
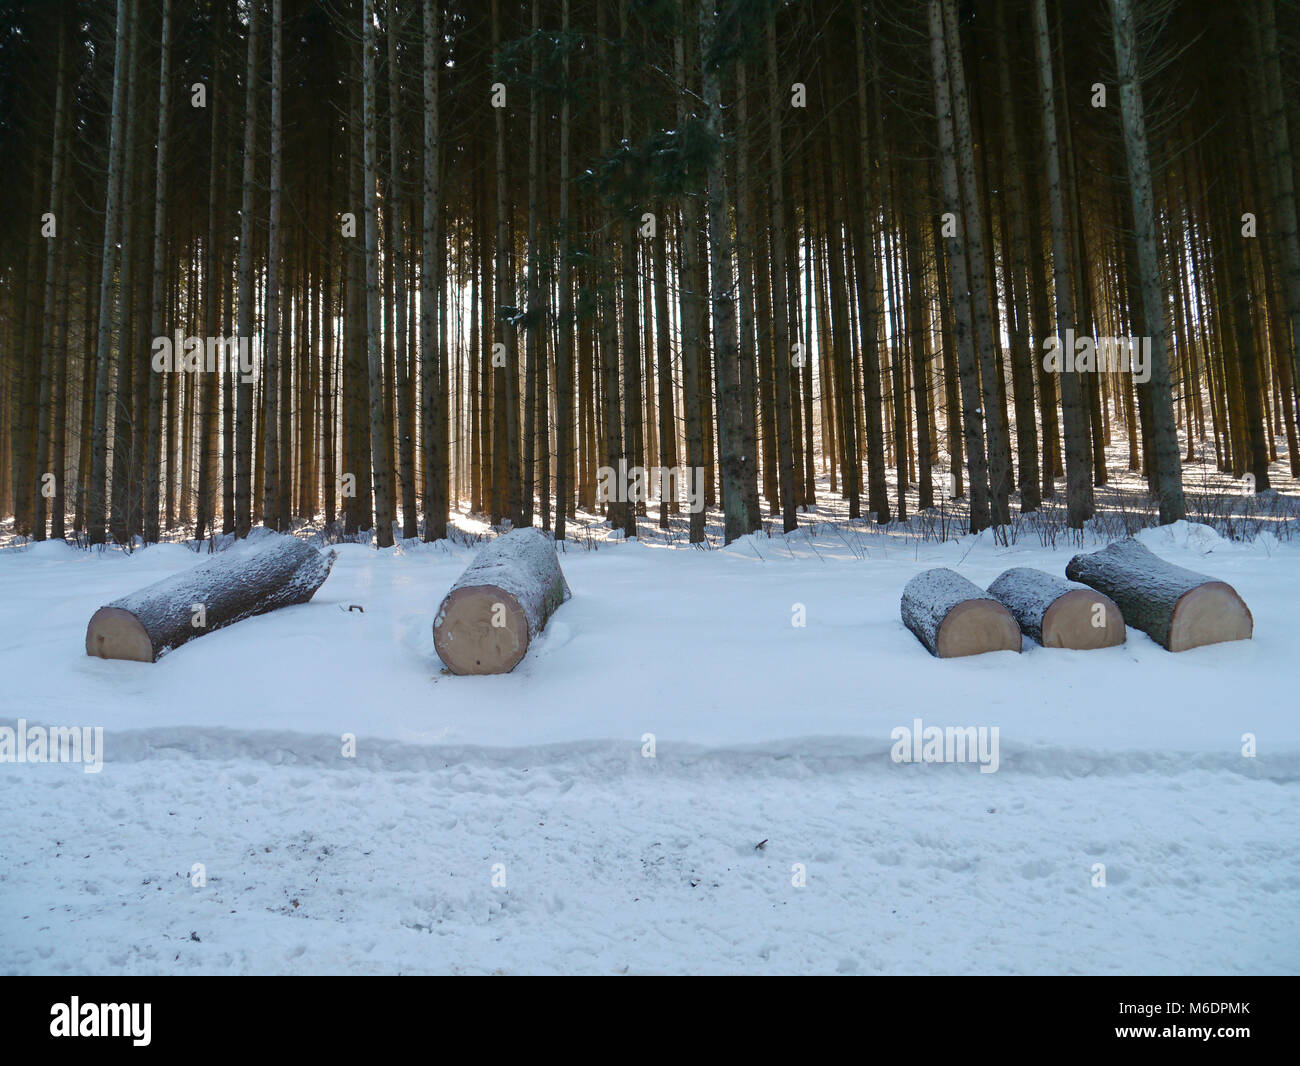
[2,0,1299,985]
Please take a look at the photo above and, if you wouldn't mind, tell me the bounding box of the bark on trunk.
[554,0,574,539]
[87,0,133,545]
[1065,538,1252,652]
[34,14,69,541]
[86,533,337,663]
[433,527,570,675]
[701,0,747,545]
[390,0,417,539]
[988,566,1125,649]
[1109,0,1185,523]
[235,0,259,538]
[421,0,447,540]
[1032,0,1093,528]
[941,0,1011,526]
[263,0,285,530]
[901,567,1022,658]
[928,0,991,532]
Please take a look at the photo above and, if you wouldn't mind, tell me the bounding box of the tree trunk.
[928,0,991,532]
[390,0,417,538]
[753,27,796,533]
[554,0,574,540]
[701,0,747,544]
[87,0,133,545]
[421,0,447,540]
[363,0,394,546]
[1110,0,1186,523]
[988,566,1125,649]
[1033,0,1093,528]
[263,0,285,530]
[994,0,1041,512]
[87,533,337,663]
[197,5,224,542]
[1257,0,1300,433]
[491,0,520,528]
[521,0,542,529]
[732,60,761,531]
[434,528,570,675]
[941,0,1011,527]
[235,0,259,539]
[34,12,68,541]
[1066,538,1252,652]
[675,18,705,543]
[901,568,1021,658]
[853,3,890,522]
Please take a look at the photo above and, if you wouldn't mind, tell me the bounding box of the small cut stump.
[434,527,571,674]
[901,568,1022,658]
[987,567,1126,649]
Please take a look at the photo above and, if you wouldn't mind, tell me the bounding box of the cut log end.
[85,607,155,663]
[1041,589,1127,650]
[1066,538,1253,652]
[1169,581,1254,652]
[433,528,570,675]
[434,585,531,675]
[935,599,1022,658]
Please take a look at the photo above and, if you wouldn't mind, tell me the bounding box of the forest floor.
[2,449,1299,974]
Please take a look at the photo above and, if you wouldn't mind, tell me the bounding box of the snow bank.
[1136,519,1225,555]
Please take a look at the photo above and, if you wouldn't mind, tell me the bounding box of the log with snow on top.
[987,567,1126,650]
[900,568,1022,658]
[1065,537,1253,652]
[433,527,571,675]
[86,532,337,663]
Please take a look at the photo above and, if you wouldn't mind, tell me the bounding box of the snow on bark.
[434,527,571,674]
[900,567,1021,658]
[86,532,337,662]
[1065,537,1252,652]
[987,566,1125,649]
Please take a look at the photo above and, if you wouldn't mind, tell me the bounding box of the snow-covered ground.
[2,507,1298,974]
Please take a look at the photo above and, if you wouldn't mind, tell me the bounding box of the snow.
[901,565,991,611]
[2,517,1298,974]
[900,565,992,630]
[1136,519,1230,556]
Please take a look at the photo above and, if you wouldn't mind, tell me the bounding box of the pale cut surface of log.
[987,567,1126,649]
[1065,537,1253,652]
[434,527,571,674]
[86,532,337,662]
[900,568,1022,658]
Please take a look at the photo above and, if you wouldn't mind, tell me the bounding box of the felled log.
[86,533,337,662]
[987,567,1126,649]
[1065,537,1252,652]
[900,568,1021,658]
[434,527,571,674]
